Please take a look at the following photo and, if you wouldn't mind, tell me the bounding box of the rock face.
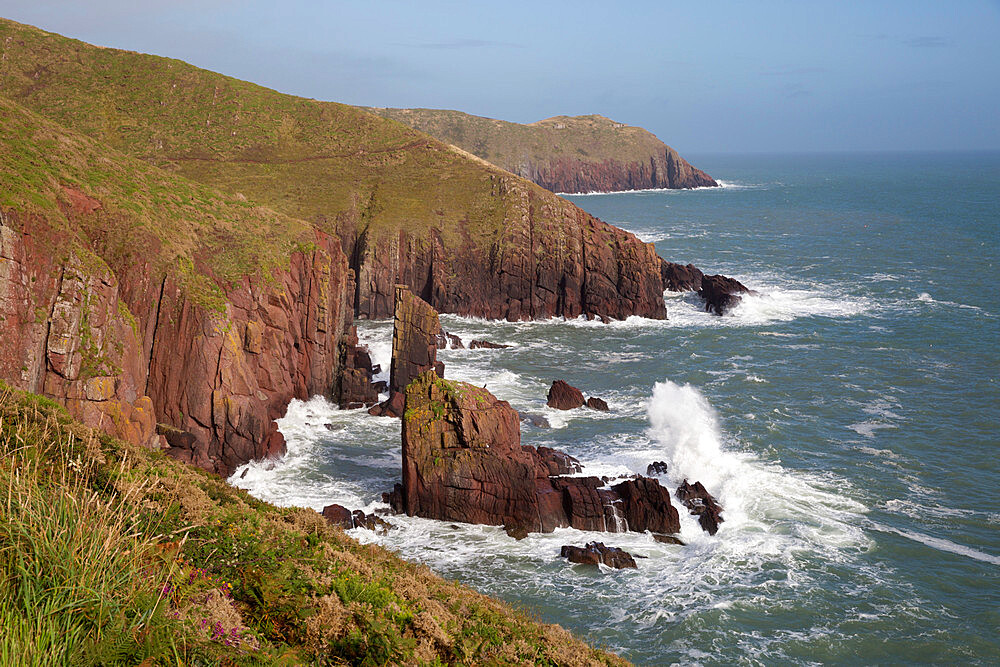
[547,380,586,410]
[0,211,352,478]
[393,371,681,536]
[676,480,724,535]
[660,261,705,292]
[560,542,637,569]
[337,178,668,323]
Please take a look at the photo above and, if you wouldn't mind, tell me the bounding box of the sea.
[231,151,1000,665]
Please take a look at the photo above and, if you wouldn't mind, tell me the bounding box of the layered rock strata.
[389,370,681,536]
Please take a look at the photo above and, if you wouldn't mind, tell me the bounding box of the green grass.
[0,382,627,665]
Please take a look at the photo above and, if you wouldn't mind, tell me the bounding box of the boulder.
[676,479,724,535]
[321,503,392,535]
[586,397,610,411]
[547,380,585,410]
[646,461,669,476]
[652,534,685,545]
[368,390,404,418]
[699,274,751,316]
[560,542,637,569]
[469,339,510,349]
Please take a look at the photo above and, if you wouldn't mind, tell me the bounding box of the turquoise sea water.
[232,152,999,664]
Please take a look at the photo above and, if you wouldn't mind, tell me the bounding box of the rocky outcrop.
[547,380,585,410]
[392,371,681,536]
[560,542,637,569]
[0,211,352,478]
[659,258,754,316]
[676,480,724,535]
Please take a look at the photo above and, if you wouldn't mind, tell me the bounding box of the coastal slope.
[371,108,718,193]
[0,18,666,322]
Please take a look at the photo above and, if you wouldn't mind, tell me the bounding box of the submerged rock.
[652,534,685,546]
[321,503,392,535]
[520,412,551,428]
[469,339,510,349]
[547,380,585,410]
[676,479,724,535]
[560,542,637,569]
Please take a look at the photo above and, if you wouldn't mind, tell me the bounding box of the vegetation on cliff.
[369,108,718,193]
[0,382,625,665]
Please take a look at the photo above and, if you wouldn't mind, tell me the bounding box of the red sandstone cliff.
[0,208,351,477]
[337,174,668,321]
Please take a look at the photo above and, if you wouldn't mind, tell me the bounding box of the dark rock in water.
[368,390,404,418]
[520,412,550,428]
[373,380,388,394]
[547,380,585,410]
[676,479,724,535]
[505,524,530,540]
[660,260,705,292]
[652,533,685,545]
[434,331,466,349]
[646,461,669,476]
[612,477,681,534]
[699,274,751,316]
[586,396,610,411]
[469,339,510,349]
[560,542,637,569]
[321,503,392,535]
[447,333,464,349]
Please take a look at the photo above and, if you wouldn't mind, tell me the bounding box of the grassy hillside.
[0,93,316,310]
[369,109,675,168]
[0,381,625,665]
[0,18,525,249]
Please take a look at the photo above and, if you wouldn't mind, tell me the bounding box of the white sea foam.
[869,522,1000,566]
[917,292,988,314]
[558,180,762,196]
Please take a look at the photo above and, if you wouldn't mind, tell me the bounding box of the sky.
[2,0,998,154]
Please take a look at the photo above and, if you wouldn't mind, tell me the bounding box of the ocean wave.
[558,180,765,196]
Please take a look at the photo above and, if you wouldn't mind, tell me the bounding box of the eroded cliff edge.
[370,109,718,193]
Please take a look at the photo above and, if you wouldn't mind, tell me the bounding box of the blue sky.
[2,1,998,153]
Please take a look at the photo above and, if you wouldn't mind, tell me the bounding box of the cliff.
[370,108,718,193]
[0,97,351,477]
[0,18,668,322]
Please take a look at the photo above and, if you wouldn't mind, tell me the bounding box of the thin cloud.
[399,38,519,50]
[903,36,953,48]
